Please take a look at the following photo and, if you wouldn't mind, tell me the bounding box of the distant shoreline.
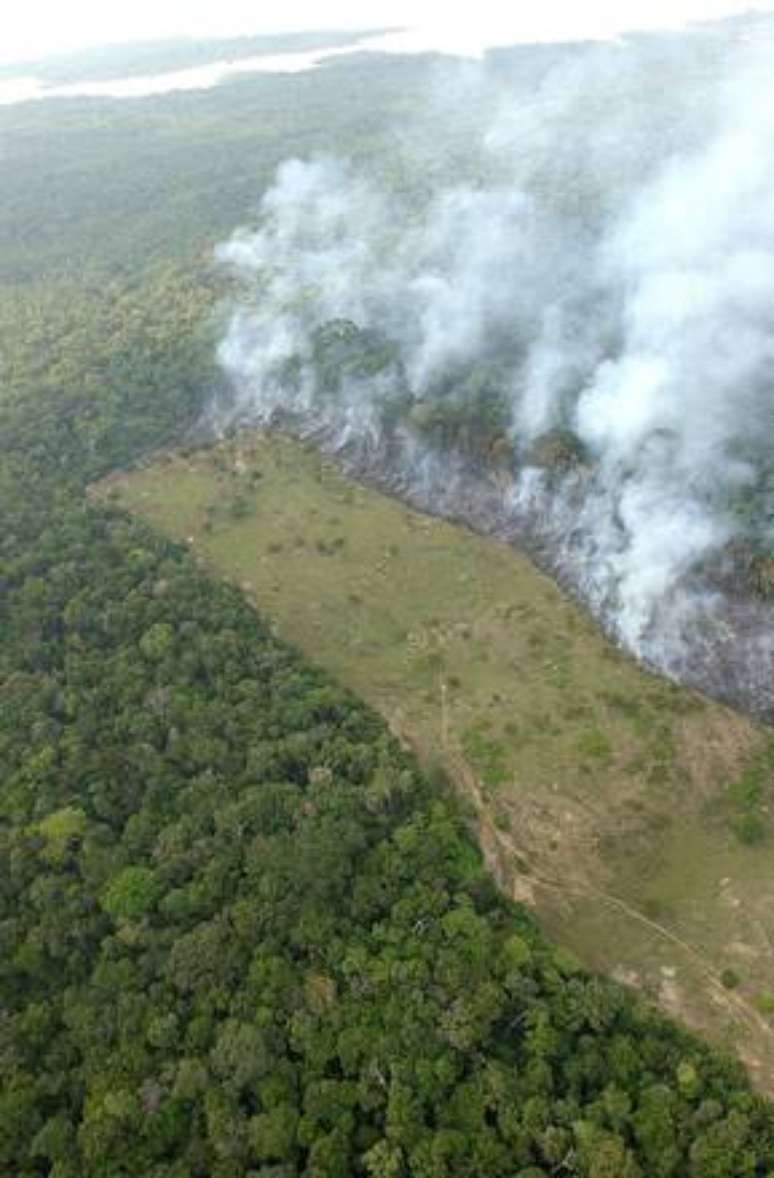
[2,8,769,107]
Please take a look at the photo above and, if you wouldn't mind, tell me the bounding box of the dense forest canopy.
[2,19,774,1176]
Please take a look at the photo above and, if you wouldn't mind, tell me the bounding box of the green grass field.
[102,429,774,1089]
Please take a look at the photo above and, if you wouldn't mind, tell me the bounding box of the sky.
[3,0,774,66]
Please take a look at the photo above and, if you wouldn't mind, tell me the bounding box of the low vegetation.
[109,430,774,1094]
[2,29,774,1175]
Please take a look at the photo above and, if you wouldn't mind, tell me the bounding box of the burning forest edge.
[209,25,774,723]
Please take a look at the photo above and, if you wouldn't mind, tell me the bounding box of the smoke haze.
[214,16,774,717]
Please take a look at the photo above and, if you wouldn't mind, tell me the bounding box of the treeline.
[306,318,774,596]
[1,54,774,1176]
[4,503,774,1177]
[0,240,773,1178]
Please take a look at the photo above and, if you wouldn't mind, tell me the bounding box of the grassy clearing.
[101,429,774,1089]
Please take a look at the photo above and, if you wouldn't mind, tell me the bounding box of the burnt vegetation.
[1,30,774,1177]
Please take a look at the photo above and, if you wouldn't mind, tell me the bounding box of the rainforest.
[2,13,774,1176]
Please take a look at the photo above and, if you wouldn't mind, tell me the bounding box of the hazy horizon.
[5,0,774,67]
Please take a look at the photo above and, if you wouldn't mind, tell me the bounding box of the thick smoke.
[214,20,774,718]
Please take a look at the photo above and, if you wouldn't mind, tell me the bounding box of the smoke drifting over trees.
[215,17,774,716]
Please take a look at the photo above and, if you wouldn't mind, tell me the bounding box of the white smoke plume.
[214,18,774,717]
